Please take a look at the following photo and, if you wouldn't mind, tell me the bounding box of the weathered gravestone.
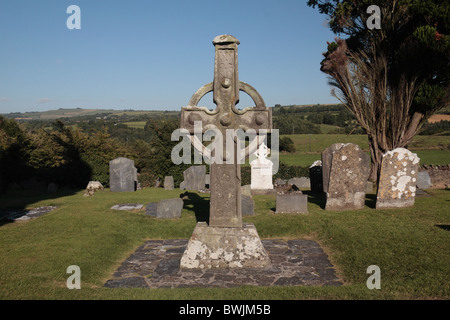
[109,157,137,192]
[183,165,206,191]
[164,176,174,190]
[288,177,310,189]
[145,198,184,218]
[323,143,370,211]
[275,193,308,213]
[416,171,431,189]
[275,178,287,185]
[241,194,255,216]
[250,143,273,190]
[179,35,271,269]
[309,160,323,194]
[241,185,255,216]
[376,148,419,209]
[321,143,344,194]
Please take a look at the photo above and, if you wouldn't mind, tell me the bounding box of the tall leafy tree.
[307,0,449,181]
[144,118,190,185]
[0,116,33,190]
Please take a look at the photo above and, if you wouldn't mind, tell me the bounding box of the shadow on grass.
[435,224,450,231]
[302,190,326,210]
[302,190,377,210]
[180,191,210,224]
[0,188,82,227]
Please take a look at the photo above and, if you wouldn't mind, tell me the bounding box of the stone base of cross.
[179,35,272,269]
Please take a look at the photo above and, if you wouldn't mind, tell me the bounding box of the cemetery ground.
[0,186,448,300]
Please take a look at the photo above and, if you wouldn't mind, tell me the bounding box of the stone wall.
[419,165,450,189]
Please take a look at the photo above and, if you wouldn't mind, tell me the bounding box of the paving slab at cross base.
[103,239,342,289]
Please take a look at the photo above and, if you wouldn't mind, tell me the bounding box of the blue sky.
[0,0,339,113]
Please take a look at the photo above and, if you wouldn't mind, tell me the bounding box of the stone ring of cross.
[180,35,272,162]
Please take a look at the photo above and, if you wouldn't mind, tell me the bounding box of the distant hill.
[2,108,179,121]
[2,108,114,120]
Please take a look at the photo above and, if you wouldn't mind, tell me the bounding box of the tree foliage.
[0,116,32,190]
[0,117,135,190]
[307,0,450,181]
[273,114,321,135]
[279,137,296,153]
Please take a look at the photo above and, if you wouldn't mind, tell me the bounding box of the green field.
[119,124,449,167]
[279,134,449,167]
[123,121,147,129]
[0,187,449,300]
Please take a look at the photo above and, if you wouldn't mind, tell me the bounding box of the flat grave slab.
[111,203,144,211]
[0,206,57,222]
[104,238,342,289]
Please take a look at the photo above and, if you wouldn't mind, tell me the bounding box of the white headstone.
[250,143,273,190]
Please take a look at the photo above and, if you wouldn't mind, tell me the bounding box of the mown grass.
[0,187,449,300]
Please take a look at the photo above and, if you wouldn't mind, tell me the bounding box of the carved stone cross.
[180,35,272,228]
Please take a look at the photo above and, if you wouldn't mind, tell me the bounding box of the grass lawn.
[0,187,449,300]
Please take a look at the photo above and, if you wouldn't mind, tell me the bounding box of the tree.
[28,121,131,187]
[0,116,32,190]
[307,0,449,181]
[279,136,296,153]
[144,118,191,185]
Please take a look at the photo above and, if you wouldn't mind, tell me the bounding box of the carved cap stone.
[213,34,240,45]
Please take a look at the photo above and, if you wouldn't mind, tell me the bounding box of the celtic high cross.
[180,35,272,228]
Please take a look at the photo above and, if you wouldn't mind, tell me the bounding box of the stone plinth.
[180,222,271,270]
